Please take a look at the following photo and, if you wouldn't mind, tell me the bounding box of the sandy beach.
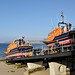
[0,61,71,75]
[0,61,50,75]
[30,68,50,75]
[0,61,24,75]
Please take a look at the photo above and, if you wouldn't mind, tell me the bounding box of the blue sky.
[0,0,75,42]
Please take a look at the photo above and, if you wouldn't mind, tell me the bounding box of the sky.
[0,0,75,42]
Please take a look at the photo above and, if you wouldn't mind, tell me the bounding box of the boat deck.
[6,50,75,62]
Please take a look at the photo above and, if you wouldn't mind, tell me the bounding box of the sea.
[0,43,47,59]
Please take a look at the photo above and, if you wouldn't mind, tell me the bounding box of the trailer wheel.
[6,60,9,63]
[22,55,25,58]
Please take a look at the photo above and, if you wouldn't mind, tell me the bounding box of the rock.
[24,70,29,75]
[11,70,15,72]
[8,71,9,72]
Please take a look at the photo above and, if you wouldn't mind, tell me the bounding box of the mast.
[61,10,64,22]
[58,11,66,27]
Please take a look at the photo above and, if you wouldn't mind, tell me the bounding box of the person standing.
[19,38,21,46]
[22,37,25,45]
[27,40,30,46]
[69,23,72,30]
[61,26,64,34]
[66,24,69,31]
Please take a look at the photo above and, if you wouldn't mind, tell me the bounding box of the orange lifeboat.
[47,27,62,41]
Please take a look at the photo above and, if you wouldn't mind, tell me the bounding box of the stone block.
[49,62,67,75]
[27,61,43,69]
